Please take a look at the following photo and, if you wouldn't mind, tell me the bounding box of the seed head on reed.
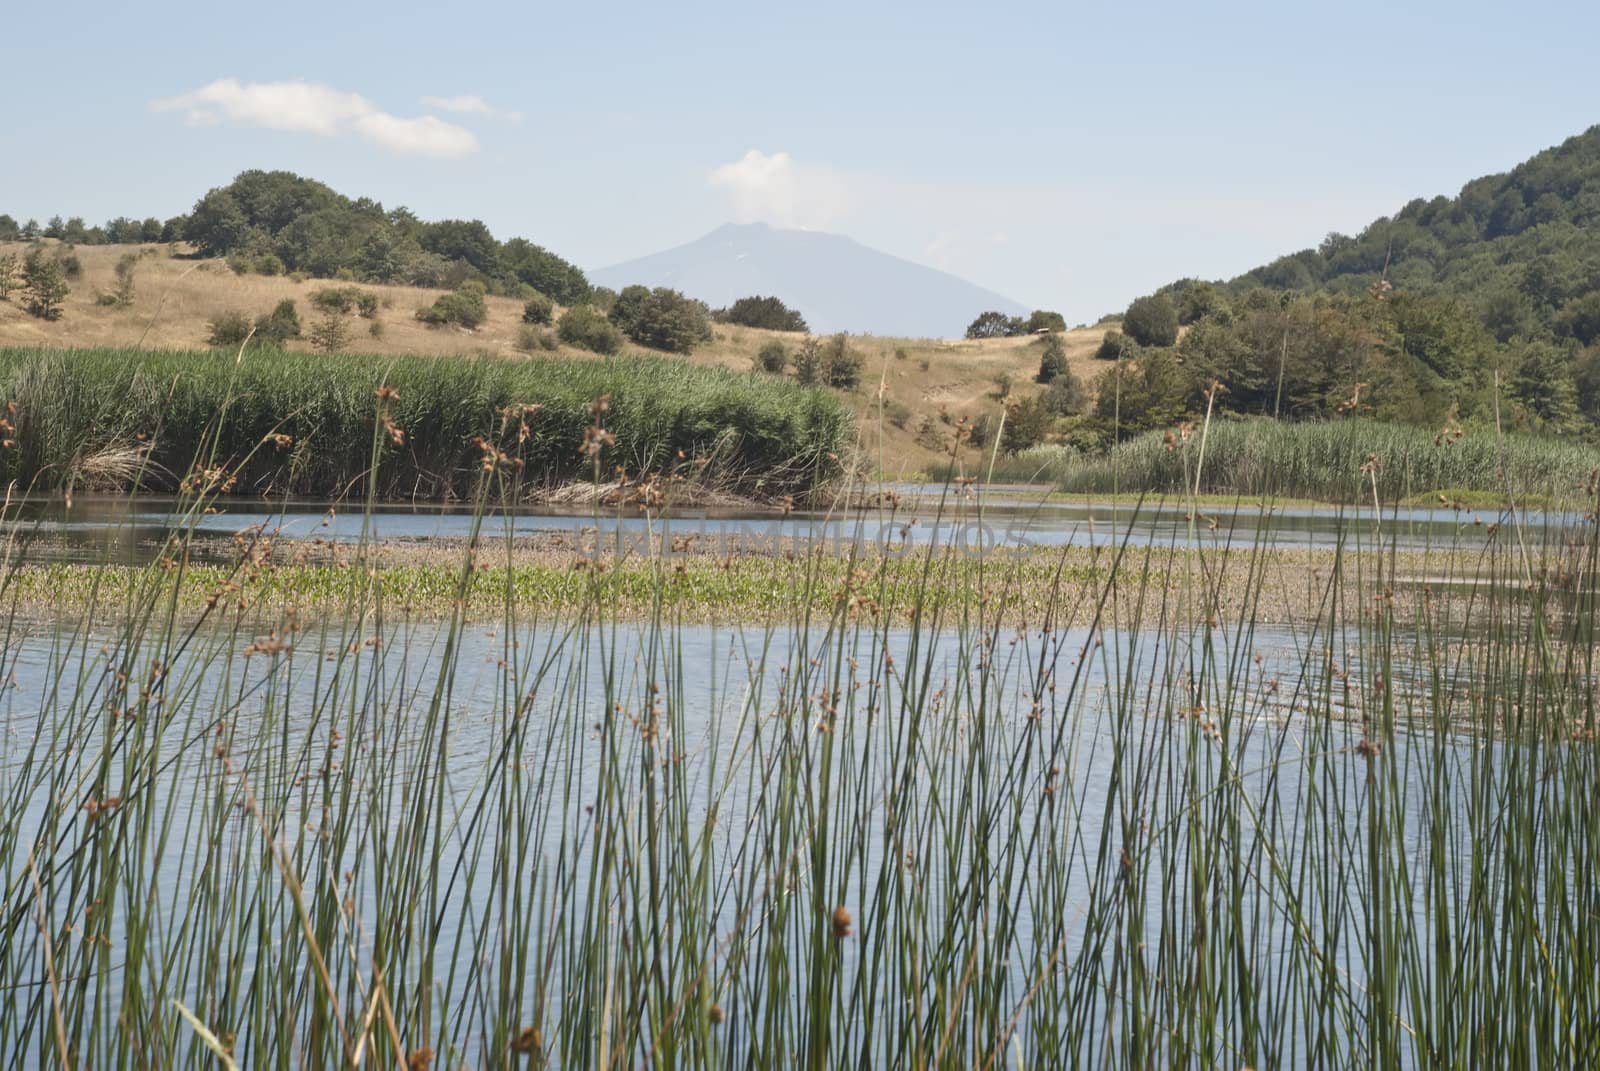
[831,906,853,939]
[510,1026,542,1055]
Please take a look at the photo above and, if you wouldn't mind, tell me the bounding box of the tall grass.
[0,346,853,501]
[0,397,1598,1067]
[1057,417,1600,501]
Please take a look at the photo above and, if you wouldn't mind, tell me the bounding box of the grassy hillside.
[0,240,1108,479]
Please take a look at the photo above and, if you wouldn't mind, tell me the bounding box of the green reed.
[0,389,1598,1068]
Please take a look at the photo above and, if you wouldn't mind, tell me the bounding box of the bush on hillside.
[1036,333,1068,383]
[207,310,254,347]
[966,310,1026,339]
[255,299,302,346]
[821,333,862,389]
[756,339,788,374]
[721,295,808,332]
[20,251,68,320]
[608,285,713,354]
[416,281,488,329]
[522,292,555,325]
[1024,309,1067,333]
[1122,294,1179,347]
[1095,330,1137,361]
[558,305,624,355]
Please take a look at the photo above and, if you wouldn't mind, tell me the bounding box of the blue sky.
[4,0,1596,321]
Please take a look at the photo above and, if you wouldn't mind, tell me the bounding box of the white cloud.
[151,79,480,159]
[708,150,849,229]
[420,94,522,122]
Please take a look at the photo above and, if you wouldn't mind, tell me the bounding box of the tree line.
[1099,124,1600,443]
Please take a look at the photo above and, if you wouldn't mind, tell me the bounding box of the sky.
[3,0,1597,322]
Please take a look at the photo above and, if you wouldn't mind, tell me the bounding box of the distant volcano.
[591,222,1029,338]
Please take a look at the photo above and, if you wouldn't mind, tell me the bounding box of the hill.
[1161,124,1600,341]
[591,222,1030,338]
[0,240,1105,479]
[1093,125,1600,443]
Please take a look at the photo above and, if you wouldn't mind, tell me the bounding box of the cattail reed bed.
[3,418,1600,1067]
[0,346,853,501]
[1054,417,1600,503]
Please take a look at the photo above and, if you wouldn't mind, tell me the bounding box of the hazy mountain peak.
[592,224,1027,338]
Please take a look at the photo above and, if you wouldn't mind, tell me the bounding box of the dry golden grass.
[0,240,1111,476]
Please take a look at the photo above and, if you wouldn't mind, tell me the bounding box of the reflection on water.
[3,489,1584,564]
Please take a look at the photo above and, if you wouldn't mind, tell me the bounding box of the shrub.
[1095,330,1137,361]
[207,310,253,347]
[1122,294,1179,347]
[255,254,285,276]
[821,333,862,389]
[1001,396,1051,454]
[312,286,377,315]
[793,337,823,385]
[0,253,19,300]
[966,311,1025,339]
[522,292,554,325]
[516,324,558,353]
[608,285,712,354]
[756,340,788,374]
[288,271,309,284]
[309,311,352,353]
[113,253,138,307]
[1036,333,1068,383]
[55,251,82,280]
[1024,309,1067,333]
[255,299,302,346]
[21,252,68,320]
[227,255,253,275]
[721,295,808,332]
[558,305,623,354]
[416,281,488,329]
[368,319,385,340]
[1041,371,1088,416]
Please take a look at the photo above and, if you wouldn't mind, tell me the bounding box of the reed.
[0,391,1596,1068]
[1056,417,1600,502]
[0,346,853,501]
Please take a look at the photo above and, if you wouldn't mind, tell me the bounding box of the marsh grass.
[0,385,1598,1068]
[0,346,853,502]
[1058,417,1600,503]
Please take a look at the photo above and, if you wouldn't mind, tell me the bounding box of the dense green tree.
[255,299,302,346]
[1001,396,1051,454]
[1095,330,1137,362]
[820,333,862,389]
[1510,340,1581,433]
[1555,292,1600,346]
[1024,309,1068,333]
[177,170,589,298]
[721,295,808,332]
[0,254,20,300]
[20,250,68,320]
[608,286,712,353]
[1092,346,1194,439]
[1122,294,1179,347]
[756,340,788,374]
[558,305,624,355]
[522,292,555,325]
[966,310,1025,339]
[1035,333,1068,383]
[0,215,18,241]
[416,280,489,329]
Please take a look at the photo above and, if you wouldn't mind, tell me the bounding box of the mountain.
[590,222,1029,338]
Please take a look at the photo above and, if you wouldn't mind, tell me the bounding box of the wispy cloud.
[150,79,480,158]
[708,150,850,229]
[420,94,522,122]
